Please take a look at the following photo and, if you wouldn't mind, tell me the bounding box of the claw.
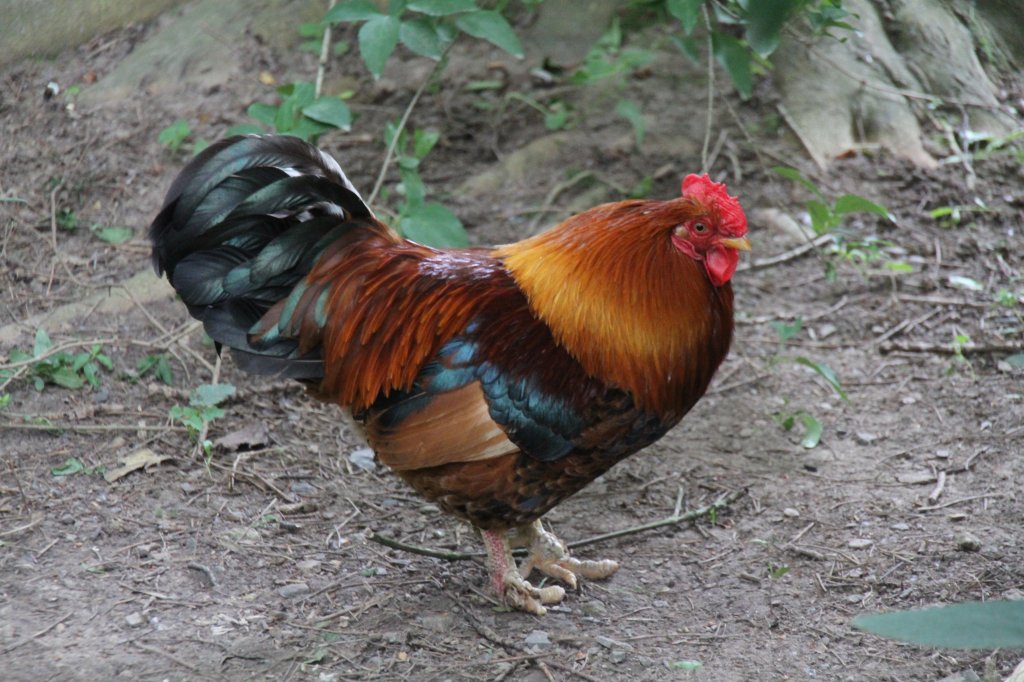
[480,521,619,615]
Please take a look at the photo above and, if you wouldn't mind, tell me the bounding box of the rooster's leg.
[481,528,565,615]
[513,520,619,590]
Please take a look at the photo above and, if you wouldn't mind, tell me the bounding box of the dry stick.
[314,0,337,99]
[736,234,833,274]
[0,611,74,655]
[916,493,1004,512]
[699,5,715,174]
[880,340,1024,356]
[367,42,455,206]
[367,488,746,561]
[927,471,946,505]
[527,170,594,233]
[0,422,185,433]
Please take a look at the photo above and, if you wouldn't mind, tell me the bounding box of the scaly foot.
[481,527,564,615]
[514,520,619,590]
[480,521,619,615]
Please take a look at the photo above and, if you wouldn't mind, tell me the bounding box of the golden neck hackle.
[494,200,733,419]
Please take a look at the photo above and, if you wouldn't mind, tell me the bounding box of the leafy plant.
[137,354,175,385]
[772,166,896,281]
[57,208,78,231]
[570,18,653,147]
[326,0,525,80]
[158,119,210,155]
[170,383,236,436]
[661,0,852,98]
[384,124,467,247]
[2,329,113,391]
[767,318,846,449]
[90,224,134,245]
[238,81,353,143]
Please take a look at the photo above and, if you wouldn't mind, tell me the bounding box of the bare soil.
[2,12,1023,682]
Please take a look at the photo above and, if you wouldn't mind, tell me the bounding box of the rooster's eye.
[693,222,707,234]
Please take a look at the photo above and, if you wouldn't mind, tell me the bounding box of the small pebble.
[890,522,910,531]
[348,447,376,472]
[290,481,316,495]
[524,630,551,648]
[855,431,878,445]
[610,649,628,664]
[848,538,874,549]
[934,449,951,459]
[956,533,982,552]
[948,512,967,522]
[581,601,607,616]
[382,631,406,644]
[596,635,634,652]
[125,612,144,628]
[278,582,311,599]
[296,559,322,573]
[783,508,800,518]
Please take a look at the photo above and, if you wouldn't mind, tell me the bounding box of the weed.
[158,119,210,155]
[2,329,113,391]
[169,383,236,460]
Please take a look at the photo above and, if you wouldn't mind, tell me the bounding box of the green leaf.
[454,10,523,58]
[34,328,53,357]
[666,0,703,34]
[326,0,382,23]
[1004,353,1024,369]
[884,260,914,273]
[158,119,191,151]
[615,99,646,147]
[772,166,821,196]
[247,102,279,127]
[770,318,802,343]
[191,383,237,407]
[49,367,84,389]
[799,413,822,448]
[834,194,891,219]
[399,202,468,247]
[792,356,848,401]
[805,199,832,234]
[670,660,703,670]
[407,0,476,15]
[0,394,10,410]
[711,32,752,99]
[91,225,134,244]
[303,97,353,131]
[412,128,440,158]
[359,14,401,78]
[745,0,804,57]
[853,601,1024,648]
[948,275,984,292]
[51,457,85,476]
[400,18,444,59]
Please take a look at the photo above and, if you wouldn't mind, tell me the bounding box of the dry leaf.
[104,448,172,482]
[215,421,269,451]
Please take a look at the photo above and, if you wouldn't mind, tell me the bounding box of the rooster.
[150,135,750,615]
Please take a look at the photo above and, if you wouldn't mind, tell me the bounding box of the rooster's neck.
[494,202,734,420]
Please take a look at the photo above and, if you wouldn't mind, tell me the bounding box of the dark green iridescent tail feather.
[149,135,374,378]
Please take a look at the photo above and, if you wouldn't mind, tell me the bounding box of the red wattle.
[705,246,739,287]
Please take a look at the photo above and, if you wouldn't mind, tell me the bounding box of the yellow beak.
[720,236,752,251]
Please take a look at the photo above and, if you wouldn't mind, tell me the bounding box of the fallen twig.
[916,493,1004,512]
[880,341,1024,356]
[367,488,747,561]
[737,234,832,273]
[0,611,74,655]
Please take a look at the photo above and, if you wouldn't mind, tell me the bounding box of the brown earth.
[1,7,1023,682]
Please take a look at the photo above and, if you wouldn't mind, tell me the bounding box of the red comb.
[681,174,747,235]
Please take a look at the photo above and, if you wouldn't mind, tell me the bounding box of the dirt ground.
[2,8,1023,682]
